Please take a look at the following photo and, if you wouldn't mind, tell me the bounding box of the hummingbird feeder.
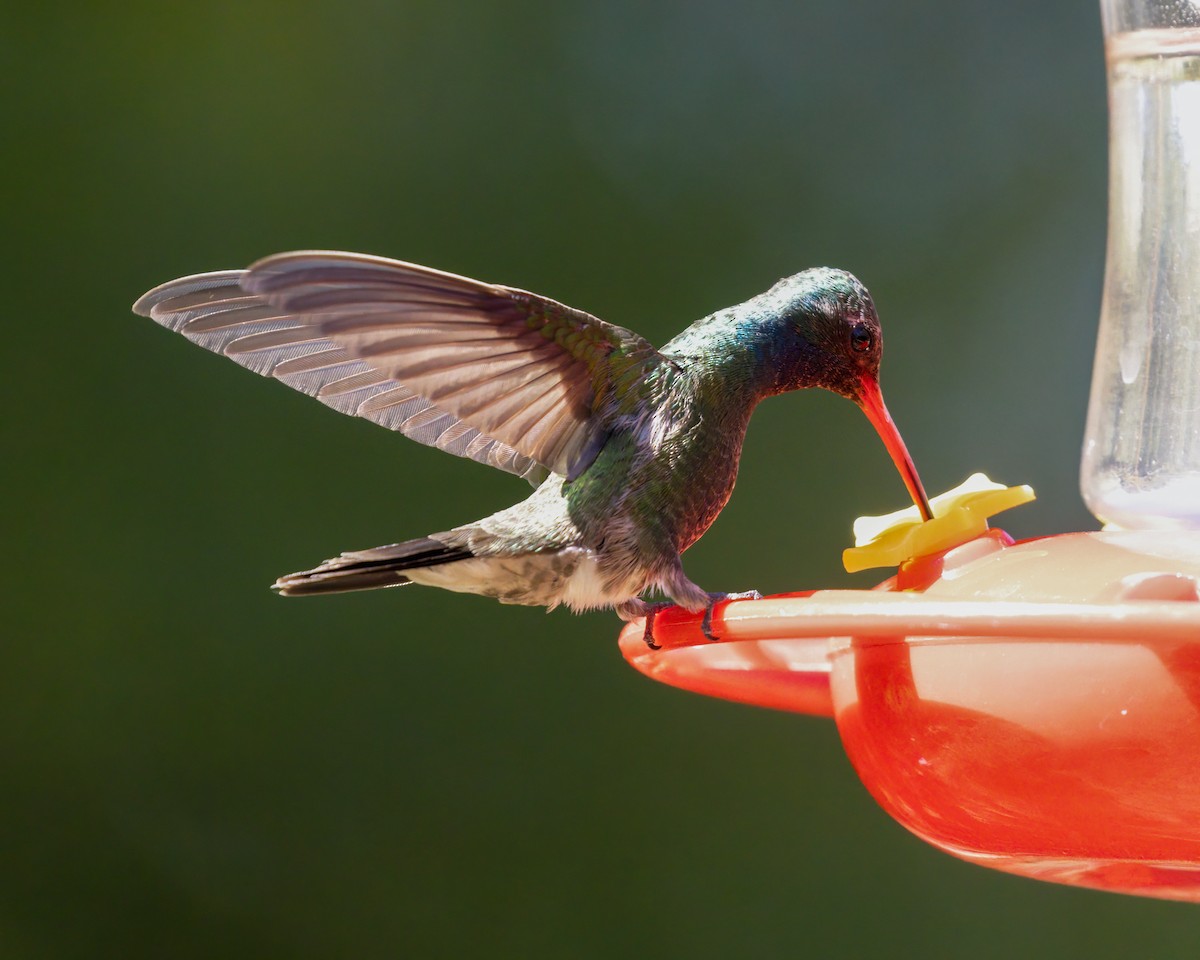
[617,0,1200,903]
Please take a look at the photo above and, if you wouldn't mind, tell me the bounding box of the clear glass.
[1081,1,1200,528]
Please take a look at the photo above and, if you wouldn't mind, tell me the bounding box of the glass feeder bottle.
[1081,0,1200,528]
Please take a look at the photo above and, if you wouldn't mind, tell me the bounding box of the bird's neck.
[663,309,804,403]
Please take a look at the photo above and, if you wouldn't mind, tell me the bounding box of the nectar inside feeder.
[620,479,1200,903]
[617,0,1200,904]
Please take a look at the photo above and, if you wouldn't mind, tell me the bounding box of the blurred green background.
[8,0,1197,957]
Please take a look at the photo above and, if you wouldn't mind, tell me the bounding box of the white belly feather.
[405,547,640,612]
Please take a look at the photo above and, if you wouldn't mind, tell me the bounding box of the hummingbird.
[134,251,932,644]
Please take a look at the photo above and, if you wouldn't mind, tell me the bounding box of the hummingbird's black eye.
[850,324,874,353]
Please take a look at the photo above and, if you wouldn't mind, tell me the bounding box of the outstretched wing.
[134,251,664,482]
[134,270,548,483]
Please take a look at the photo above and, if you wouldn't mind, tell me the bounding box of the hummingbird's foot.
[643,611,662,650]
[700,591,763,642]
[616,598,671,650]
[640,602,679,650]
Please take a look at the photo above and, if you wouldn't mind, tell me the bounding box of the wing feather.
[135,250,665,481]
[134,270,548,484]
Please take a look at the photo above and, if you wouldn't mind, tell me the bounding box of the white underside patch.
[559,551,619,612]
[404,548,638,613]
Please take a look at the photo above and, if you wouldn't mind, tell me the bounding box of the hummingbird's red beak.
[855,373,934,522]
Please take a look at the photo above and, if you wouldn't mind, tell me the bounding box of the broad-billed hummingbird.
[135,251,931,640]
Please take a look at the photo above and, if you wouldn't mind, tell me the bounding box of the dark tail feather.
[272,537,472,597]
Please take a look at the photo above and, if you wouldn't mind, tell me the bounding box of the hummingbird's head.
[762,268,933,520]
[763,267,883,401]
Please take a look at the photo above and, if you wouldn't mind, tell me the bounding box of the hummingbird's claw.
[700,591,763,642]
[640,602,676,650]
[642,609,662,650]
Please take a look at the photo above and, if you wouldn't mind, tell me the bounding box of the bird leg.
[616,598,672,650]
[700,591,763,642]
[616,588,763,649]
[641,603,673,650]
